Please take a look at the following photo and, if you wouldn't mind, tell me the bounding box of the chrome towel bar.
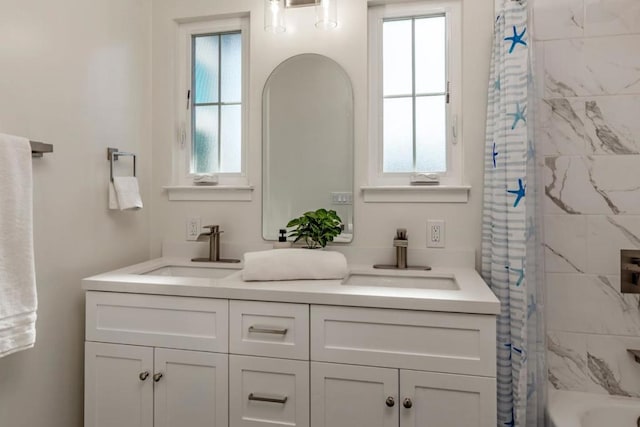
[30,140,53,158]
[108,147,136,182]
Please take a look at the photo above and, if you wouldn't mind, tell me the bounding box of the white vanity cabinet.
[310,363,495,427]
[84,292,230,427]
[84,342,228,427]
[309,305,496,427]
[84,290,496,427]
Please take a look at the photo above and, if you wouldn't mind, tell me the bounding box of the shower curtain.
[481,0,546,426]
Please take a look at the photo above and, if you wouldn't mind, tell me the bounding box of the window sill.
[361,185,470,203]
[163,185,254,201]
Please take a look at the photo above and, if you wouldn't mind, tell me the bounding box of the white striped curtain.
[481,1,546,426]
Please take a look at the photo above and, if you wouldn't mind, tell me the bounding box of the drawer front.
[86,292,228,352]
[311,305,496,377]
[230,355,309,427]
[230,301,309,360]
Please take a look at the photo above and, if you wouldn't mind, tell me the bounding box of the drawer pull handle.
[153,373,163,382]
[139,371,150,381]
[248,393,288,404]
[385,396,395,407]
[403,398,413,409]
[248,325,288,335]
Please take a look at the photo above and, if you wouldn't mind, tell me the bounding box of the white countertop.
[82,257,500,315]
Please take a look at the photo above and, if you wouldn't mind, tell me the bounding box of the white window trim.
[169,16,250,199]
[366,1,465,202]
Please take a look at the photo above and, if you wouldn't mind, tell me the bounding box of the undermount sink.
[142,265,238,279]
[342,271,459,290]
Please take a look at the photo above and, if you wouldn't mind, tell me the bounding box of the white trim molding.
[361,185,470,203]
[163,185,254,201]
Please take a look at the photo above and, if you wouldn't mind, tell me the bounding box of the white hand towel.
[0,133,37,358]
[108,182,119,210]
[112,176,143,211]
[242,249,348,281]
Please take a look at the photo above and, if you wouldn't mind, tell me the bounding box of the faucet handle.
[396,228,407,240]
[203,225,222,235]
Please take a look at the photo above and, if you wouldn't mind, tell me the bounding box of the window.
[176,17,248,186]
[369,1,462,186]
[192,32,242,174]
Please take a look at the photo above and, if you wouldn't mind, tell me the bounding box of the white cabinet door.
[85,342,153,427]
[311,362,398,427]
[399,370,496,427]
[154,348,229,427]
[230,355,309,427]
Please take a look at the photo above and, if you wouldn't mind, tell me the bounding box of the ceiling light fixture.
[265,0,286,33]
[264,0,338,33]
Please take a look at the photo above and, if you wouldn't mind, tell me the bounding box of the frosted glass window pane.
[221,33,242,103]
[383,20,412,96]
[383,98,413,172]
[193,106,219,173]
[415,16,446,94]
[416,95,446,172]
[220,105,241,173]
[194,36,219,104]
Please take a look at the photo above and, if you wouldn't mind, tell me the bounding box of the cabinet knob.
[153,373,164,382]
[403,398,413,409]
[139,371,150,381]
[385,396,395,407]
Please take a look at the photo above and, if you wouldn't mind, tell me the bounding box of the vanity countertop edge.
[81,257,500,315]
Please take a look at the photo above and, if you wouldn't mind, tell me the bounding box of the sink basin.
[342,272,459,290]
[142,266,238,279]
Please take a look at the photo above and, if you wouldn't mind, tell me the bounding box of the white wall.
[534,0,640,396]
[0,0,152,425]
[151,0,494,265]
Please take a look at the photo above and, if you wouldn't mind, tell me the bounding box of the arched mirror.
[262,54,354,242]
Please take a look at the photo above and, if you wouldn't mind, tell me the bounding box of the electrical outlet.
[186,217,201,241]
[427,220,445,248]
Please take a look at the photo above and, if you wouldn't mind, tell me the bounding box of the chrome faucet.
[394,228,408,269]
[373,228,430,271]
[192,225,240,263]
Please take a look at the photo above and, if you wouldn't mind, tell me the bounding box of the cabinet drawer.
[311,305,495,376]
[230,355,309,427]
[230,301,309,360]
[86,292,228,352]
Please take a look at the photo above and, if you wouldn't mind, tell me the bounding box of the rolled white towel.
[242,249,348,282]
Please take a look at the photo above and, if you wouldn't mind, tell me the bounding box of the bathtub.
[548,389,640,427]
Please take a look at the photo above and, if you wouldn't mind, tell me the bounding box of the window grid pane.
[415,16,446,94]
[383,97,413,172]
[220,33,242,103]
[382,15,447,174]
[220,105,242,173]
[193,105,219,174]
[416,95,447,172]
[192,31,242,174]
[194,35,219,104]
[383,19,412,97]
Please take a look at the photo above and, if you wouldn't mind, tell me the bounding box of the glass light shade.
[265,0,286,33]
[315,0,337,30]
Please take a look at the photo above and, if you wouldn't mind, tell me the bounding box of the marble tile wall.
[534,0,640,396]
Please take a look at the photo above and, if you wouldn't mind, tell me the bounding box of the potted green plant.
[286,208,343,249]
